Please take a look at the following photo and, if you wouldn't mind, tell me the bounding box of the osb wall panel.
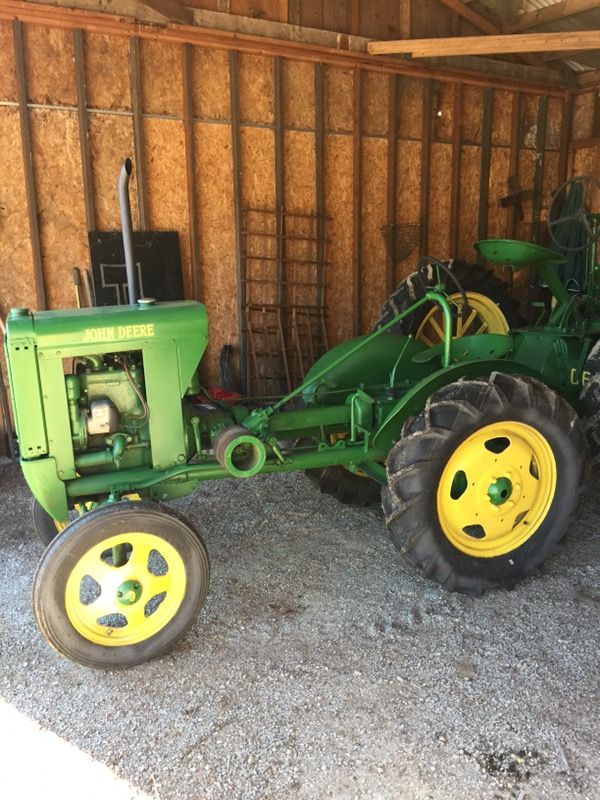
[0,109,36,315]
[324,135,353,345]
[492,91,513,148]
[283,61,314,130]
[573,146,597,176]
[239,53,274,125]
[240,127,276,208]
[143,119,192,298]
[194,123,236,385]
[192,48,230,120]
[398,77,423,140]
[85,33,130,111]
[461,86,483,144]
[88,114,139,230]
[428,143,451,258]
[141,40,182,117]
[572,92,595,142]
[0,22,17,103]
[284,131,315,213]
[325,66,352,133]
[29,110,88,310]
[360,138,387,331]
[395,139,421,283]
[458,146,481,259]
[488,148,510,240]
[362,71,388,138]
[432,82,454,143]
[24,26,76,107]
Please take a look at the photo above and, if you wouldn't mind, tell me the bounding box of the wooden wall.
[0,10,573,395]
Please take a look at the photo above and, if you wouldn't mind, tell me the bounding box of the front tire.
[382,373,586,593]
[33,501,210,668]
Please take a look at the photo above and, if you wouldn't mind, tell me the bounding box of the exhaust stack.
[118,158,138,305]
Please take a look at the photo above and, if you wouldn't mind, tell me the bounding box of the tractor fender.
[373,359,545,452]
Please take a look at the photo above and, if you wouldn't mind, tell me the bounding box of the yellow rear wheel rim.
[437,421,557,558]
[65,532,186,646]
[416,291,510,346]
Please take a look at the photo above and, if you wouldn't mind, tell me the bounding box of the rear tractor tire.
[32,501,210,668]
[375,260,521,343]
[382,373,586,593]
[305,465,382,506]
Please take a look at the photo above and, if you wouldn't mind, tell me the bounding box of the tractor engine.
[4,300,208,522]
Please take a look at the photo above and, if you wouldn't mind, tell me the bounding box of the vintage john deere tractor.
[4,163,600,668]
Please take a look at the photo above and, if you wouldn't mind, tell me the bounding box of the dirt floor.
[0,462,598,800]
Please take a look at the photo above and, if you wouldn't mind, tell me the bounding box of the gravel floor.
[0,462,598,800]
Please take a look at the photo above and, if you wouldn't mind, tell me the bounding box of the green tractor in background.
[4,163,600,668]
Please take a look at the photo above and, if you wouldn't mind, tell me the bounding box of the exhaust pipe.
[118,158,138,305]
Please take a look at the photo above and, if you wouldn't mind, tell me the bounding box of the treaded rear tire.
[374,260,521,336]
[305,466,382,506]
[382,373,586,594]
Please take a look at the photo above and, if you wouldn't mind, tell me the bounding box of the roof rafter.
[504,0,600,34]
[137,0,193,25]
[436,0,553,69]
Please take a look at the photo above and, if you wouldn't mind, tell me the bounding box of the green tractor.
[4,163,599,668]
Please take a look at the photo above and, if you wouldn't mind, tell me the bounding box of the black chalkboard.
[88,231,184,306]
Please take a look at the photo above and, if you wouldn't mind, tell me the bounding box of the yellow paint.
[82,324,155,343]
[437,421,556,558]
[416,291,509,345]
[570,368,590,386]
[65,532,186,646]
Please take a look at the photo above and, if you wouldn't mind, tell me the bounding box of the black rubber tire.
[33,501,210,669]
[374,260,521,336]
[305,466,382,506]
[31,497,64,546]
[382,373,586,594]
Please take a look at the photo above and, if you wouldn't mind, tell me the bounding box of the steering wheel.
[416,256,469,320]
[548,175,600,253]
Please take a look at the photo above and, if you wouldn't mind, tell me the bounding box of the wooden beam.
[138,0,192,24]
[399,0,411,38]
[577,68,600,88]
[352,68,362,337]
[435,0,548,68]
[504,0,600,34]
[436,0,497,35]
[368,31,600,58]
[182,43,201,301]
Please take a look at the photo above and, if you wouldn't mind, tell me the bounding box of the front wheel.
[382,373,586,593]
[33,501,210,668]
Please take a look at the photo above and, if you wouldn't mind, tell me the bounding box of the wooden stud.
[229,51,246,392]
[352,67,362,337]
[13,19,46,310]
[351,0,360,37]
[449,83,462,255]
[420,80,432,256]
[367,31,600,58]
[288,0,300,26]
[314,62,326,312]
[182,43,201,300]
[532,95,548,243]
[386,74,398,295]
[399,0,411,38]
[129,37,148,230]
[507,92,522,241]
[558,93,573,186]
[274,56,285,307]
[74,29,95,233]
[477,88,493,245]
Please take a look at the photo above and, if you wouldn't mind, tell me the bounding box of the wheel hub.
[116,579,142,606]
[487,476,513,506]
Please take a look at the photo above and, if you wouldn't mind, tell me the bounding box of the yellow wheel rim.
[437,421,557,558]
[65,532,186,646]
[416,291,510,346]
